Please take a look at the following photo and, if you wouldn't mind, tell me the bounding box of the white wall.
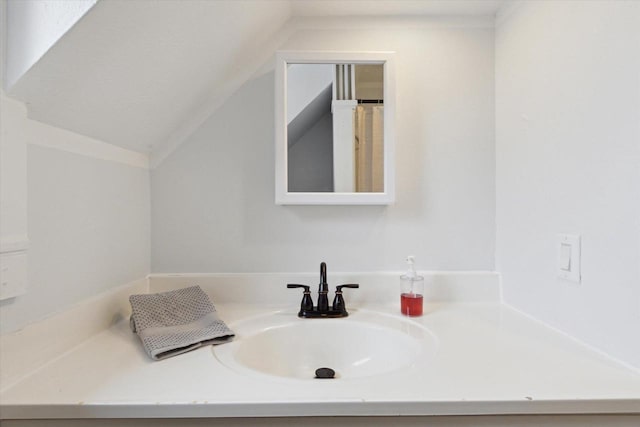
[4,0,97,90]
[151,20,496,273]
[495,1,640,369]
[0,92,150,333]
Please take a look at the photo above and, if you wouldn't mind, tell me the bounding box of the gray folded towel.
[129,285,234,360]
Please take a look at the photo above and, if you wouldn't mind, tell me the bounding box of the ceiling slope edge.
[150,19,298,169]
[5,0,104,98]
[3,0,99,92]
[150,13,498,169]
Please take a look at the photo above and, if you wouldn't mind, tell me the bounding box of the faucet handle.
[287,284,314,314]
[336,284,359,292]
[332,284,359,313]
[287,284,310,291]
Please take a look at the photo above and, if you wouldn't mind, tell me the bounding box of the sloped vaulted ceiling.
[7,0,292,160]
[6,0,505,167]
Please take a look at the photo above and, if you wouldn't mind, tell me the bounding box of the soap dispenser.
[400,256,424,316]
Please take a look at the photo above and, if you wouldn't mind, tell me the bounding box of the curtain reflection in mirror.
[355,104,384,193]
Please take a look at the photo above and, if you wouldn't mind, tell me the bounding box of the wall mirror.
[275,51,395,205]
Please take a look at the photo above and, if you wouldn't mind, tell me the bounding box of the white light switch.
[559,243,572,271]
[557,234,580,283]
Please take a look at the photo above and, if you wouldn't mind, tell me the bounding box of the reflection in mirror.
[287,64,384,194]
[275,51,395,205]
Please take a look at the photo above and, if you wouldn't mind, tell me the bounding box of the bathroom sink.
[213,310,437,380]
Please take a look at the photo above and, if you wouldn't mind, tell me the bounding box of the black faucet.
[317,262,329,313]
[287,262,359,318]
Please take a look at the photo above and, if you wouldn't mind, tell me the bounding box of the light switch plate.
[0,251,28,300]
[557,234,580,283]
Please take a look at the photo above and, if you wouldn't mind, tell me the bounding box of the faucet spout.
[317,262,329,312]
[319,262,328,292]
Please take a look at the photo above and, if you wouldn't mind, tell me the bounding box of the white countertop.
[2,302,639,419]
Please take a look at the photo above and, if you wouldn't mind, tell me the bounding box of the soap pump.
[400,255,424,316]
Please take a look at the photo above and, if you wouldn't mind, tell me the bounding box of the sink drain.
[314,367,336,379]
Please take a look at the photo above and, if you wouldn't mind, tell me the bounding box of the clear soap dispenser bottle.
[400,255,424,316]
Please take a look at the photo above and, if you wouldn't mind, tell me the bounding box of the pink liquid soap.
[400,293,423,316]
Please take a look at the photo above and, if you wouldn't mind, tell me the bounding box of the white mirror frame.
[275,51,396,205]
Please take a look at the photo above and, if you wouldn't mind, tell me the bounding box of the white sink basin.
[213,310,437,380]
